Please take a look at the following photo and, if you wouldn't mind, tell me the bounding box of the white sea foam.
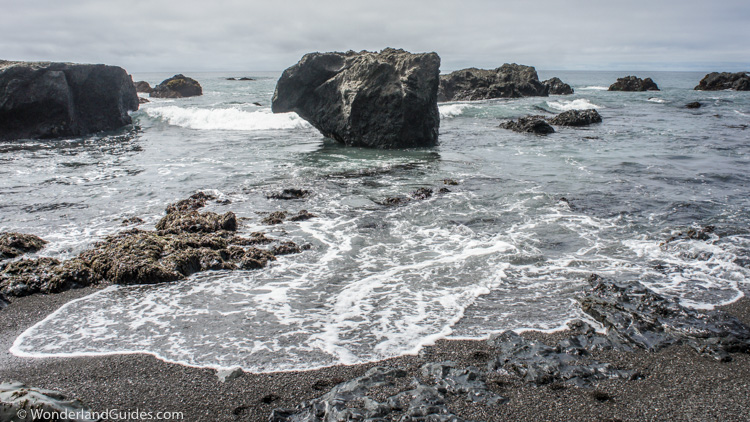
[579,86,609,91]
[546,99,601,111]
[439,104,472,118]
[145,106,310,131]
[648,97,667,103]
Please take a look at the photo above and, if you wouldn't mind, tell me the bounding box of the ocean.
[3,70,750,373]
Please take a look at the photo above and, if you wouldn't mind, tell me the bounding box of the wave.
[546,99,601,111]
[145,106,310,131]
[579,86,609,91]
[648,97,667,103]
[439,104,473,118]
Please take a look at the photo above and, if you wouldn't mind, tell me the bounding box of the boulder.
[694,72,750,91]
[133,80,153,93]
[0,381,97,422]
[548,109,602,126]
[272,48,441,148]
[499,116,555,134]
[0,232,47,261]
[438,64,549,101]
[0,60,138,141]
[543,77,574,95]
[608,76,659,91]
[150,74,202,98]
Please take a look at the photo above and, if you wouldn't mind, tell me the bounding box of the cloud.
[1,0,748,72]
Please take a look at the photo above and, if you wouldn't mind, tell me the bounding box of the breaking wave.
[547,99,601,111]
[145,106,310,131]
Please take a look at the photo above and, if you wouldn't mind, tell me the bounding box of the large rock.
[0,232,47,261]
[272,48,441,149]
[0,381,97,422]
[438,64,549,101]
[694,72,750,91]
[0,60,138,141]
[133,80,153,93]
[150,74,202,98]
[543,77,574,95]
[548,109,602,126]
[499,116,555,134]
[608,76,659,91]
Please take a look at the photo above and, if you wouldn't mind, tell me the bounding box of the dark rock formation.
[499,116,555,134]
[272,48,441,149]
[134,80,153,93]
[266,189,310,200]
[438,64,549,101]
[0,60,139,141]
[694,72,750,91]
[139,97,150,104]
[150,74,202,98]
[579,274,750,361]
[0,381,96,422]
[543,77,574,95]
[548,109,602,126]
[262,210,316,225]
[608,76,659,91]
[686,101,702,109]
[0,232,47,261]
[662,225,714,245]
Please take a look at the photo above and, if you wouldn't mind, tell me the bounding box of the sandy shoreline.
[2,286,750,421]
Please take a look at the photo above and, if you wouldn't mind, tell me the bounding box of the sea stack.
[150,74,203,98]
[0,60,138,141]
[608,76,659,91]
[272,48,441,149]
[694,72,750,91]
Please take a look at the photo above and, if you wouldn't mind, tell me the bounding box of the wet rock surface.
[0,381,97,422]
[608,76,659,91]
[548,109,602,126]
[262,210,316,225]
[543,77,574,95]
[150,74,202,98]
[499,116,555,134]
[0,232,47,261]
[0,60,139,141]
[267,189,310,200]
[272,48,440,149]
[438,64,550,101]
[694,72,750,91]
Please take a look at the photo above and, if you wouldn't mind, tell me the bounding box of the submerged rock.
[0,60,139,141]
[0,232,47,261]
[133,80,153,93]
[266,188,310,200]
[608,76,659,91]
[686,101,702,109]
[0,381,97,422]
[543,77,574,95]
[548,109,602,126]
[150,74,202,98]
[272,48,441,149]
[694,72,750,91]
[499,116,555,134]
[438,64,549,101]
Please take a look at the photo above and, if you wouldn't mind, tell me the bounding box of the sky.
[2,0,748,73]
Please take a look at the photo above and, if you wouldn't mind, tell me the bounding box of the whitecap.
[647,97,667,103]
[145,106,310,131]
[439,104,473,118]
[546,99,601,111]
[578,86,609,91]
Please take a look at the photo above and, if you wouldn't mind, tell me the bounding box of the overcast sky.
[2,0,748,73]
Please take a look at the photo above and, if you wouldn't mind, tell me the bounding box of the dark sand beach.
[2,286,749,422]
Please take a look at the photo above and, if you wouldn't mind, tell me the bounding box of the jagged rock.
[0,381,97,422]
[133,80,153,93]
[543,77,574,95]
[412,187,433,200]
[121,216,144,226]
[271,241,303,256]
[661,225,715,246]
[686,101,702,109]
[579,274,750,361]
[155,210,237,234]
[487,331,637,387]
[0,60,139,141]
[548,109,602,126]
[150,74,202,98]
[438,64,549,101]
[272,48,441,149]
[499,116,555,134]
[421,362,506,405]
[288,210,316,222]
[608,76,659,91]
[266,189,309,200]
[165,191,217,214]
[0,232,47,260]
[694,72,750,91]
[262,210,316,225]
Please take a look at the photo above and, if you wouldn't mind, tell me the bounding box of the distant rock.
[0,60,139,141]
[438,64,549,101]
[272,48,440,149]
[134,80,153,93]
[499,116,555,134]
[608,76,659,91]
[686,101,702,109]
[548,109,602,126]
[543,77,574,95]
[694,72,750,91]
[150,74,202,98]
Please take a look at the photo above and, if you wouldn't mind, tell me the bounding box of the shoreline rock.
[0,232,47,261]
[272,48,441,149]
[150,74,202,98]
[0,60,139,141]
[694,72,750,91]
[608,76,659,91]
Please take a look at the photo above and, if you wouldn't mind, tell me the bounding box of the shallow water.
[5,70,750,371]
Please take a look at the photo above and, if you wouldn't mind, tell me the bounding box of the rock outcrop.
[438,64,549,101]
[0,381,97,422]
[694,72,750,91]
[133,80,153,93]
[150,74,202,98]
[543,77,574,95]
[272,48,440,149]
[548,109,602,126]
[499,116,555,134]
[0,60,139,141]
[608,76,659,91]
[0,232,47,261]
